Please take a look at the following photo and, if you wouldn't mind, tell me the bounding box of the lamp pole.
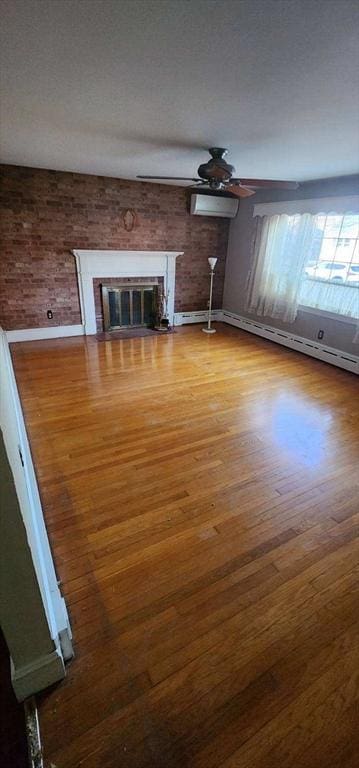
[202,257,217,334]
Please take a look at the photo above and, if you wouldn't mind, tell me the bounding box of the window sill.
[299,305,358,324]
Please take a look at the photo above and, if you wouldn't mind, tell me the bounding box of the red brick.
[0,165,229,330]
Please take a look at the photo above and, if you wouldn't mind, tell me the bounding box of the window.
[246,209,359,324]
[299,213,359,318]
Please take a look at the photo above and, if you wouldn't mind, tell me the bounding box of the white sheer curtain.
[246,211,359,325]
[246,213,319,323]
[298,277,359,319]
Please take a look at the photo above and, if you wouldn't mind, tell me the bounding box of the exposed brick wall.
[0,165,229,331]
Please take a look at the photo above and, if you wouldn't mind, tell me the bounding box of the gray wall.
[0,431,54,663]
[0,431,66,700]
[223,175,359,354]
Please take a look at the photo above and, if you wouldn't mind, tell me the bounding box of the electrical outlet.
[47,310,53,319]
[318,329,324,340]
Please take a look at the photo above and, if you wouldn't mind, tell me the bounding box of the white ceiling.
[1,0,359,184]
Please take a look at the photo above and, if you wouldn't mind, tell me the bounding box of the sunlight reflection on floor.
[257,393,334,467]
[271,395,333,467]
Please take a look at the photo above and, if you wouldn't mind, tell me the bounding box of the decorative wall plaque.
[123,209,137,232]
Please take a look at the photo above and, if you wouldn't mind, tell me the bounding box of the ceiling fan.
[137,147,299,198]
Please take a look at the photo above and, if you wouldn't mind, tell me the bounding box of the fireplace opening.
[101,284,158,331]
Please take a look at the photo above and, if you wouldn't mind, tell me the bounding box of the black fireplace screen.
[101,284,157,330]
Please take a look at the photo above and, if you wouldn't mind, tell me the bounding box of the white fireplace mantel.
[73,250,183,335]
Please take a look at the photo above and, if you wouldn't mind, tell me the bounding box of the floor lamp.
[202,257,218,334]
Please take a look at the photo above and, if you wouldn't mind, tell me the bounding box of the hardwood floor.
[11,324,359,768]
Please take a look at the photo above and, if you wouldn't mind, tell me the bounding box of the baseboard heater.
[174,309,222,325]
[7,313,357,375]
[222,311,358,375]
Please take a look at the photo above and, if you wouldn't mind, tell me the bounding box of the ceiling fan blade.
[137,175,200,181]
[234,179,299,189]
[228,184,256,198]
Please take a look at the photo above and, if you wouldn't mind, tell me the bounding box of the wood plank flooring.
[11,324,359,768]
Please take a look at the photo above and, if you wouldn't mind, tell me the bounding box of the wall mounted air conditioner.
[190,194,239,218]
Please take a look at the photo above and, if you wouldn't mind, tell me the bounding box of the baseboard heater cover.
[222,311,358,375]
[5,314,357,374]
[174,310,223,325]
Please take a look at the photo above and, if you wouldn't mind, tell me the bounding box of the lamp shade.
[208,257,218,270]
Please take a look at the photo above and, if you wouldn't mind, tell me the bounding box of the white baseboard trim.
[1,327,72,695]
[6,324,84,343]
[5,315,357,374]
[7,316,226,337]
[11,649,65,702]
[222,310,358,375]
[174,309,223,325]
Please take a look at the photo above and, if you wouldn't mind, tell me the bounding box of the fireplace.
[72,250,182,335]
[101,283,158,330]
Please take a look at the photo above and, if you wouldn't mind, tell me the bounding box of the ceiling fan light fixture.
[197,147,235,182]
[137,148,299,198]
